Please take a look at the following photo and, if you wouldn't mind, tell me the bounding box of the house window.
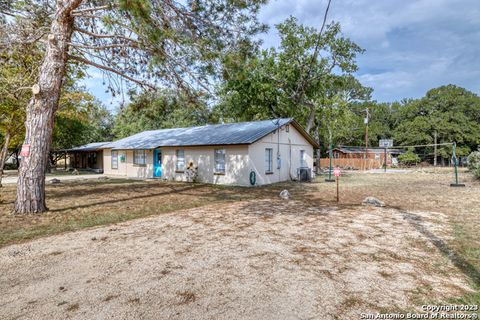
[285,124,290,132]
[111,150,118,169]
[265,148,273,173]
[300,150,306,167]
[134,149,146,166]
[375,153,380,160]
[214,149,226,174]
[176,149,185,172]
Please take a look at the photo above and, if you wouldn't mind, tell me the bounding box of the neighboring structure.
[5,155,18,165]
[66,142,111,172]
[101,118,318,186]
[332,146,405,166]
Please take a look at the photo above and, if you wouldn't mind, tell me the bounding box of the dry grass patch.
[0,179,290,247]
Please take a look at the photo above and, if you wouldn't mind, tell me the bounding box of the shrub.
[398,151,421,166]
[467,150,480,178]
[3,163,18,170]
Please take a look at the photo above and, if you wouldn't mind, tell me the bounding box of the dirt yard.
[0,169,479,319]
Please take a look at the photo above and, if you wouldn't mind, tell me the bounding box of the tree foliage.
[54,91,113,149]
[393,85,480,157]
[398,150,421,166]
[113,90,210,138]
[216,16,367,134]
[0,36,42,152]
[467,150,480,178]
[1,0,268,95]
[0,18,112,153]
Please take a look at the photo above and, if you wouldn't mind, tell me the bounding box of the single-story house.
[332,146,405,165]
[100,118,319,186]
[66,142,111,172]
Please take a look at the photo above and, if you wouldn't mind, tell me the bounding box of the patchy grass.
[312,167,480,308]
[0,178,292,247]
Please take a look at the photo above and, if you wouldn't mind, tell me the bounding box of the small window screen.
[300,150,306,167]
[176,149,185,171]
[214,149,226,173]
[265,148,273,172]
[111,151,118,169]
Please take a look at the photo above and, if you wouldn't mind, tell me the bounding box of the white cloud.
[258,0,480,101]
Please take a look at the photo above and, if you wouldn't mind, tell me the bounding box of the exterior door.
[153,149,162,177]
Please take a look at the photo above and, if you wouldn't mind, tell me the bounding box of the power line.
[390,143,453,149]
[338,142,454,149]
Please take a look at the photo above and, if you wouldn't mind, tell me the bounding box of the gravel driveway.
[0,200,471,320]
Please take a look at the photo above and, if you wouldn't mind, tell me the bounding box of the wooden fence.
[319,158,382,170]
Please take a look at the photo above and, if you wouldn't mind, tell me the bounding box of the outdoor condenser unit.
[297,167,312,182]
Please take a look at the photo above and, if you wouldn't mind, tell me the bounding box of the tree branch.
[69,55,154,89]
[72,5,114,15]
[69,42,140,50]
[58,0,84,19]
[73,27,138,43]
[72,14,103,19]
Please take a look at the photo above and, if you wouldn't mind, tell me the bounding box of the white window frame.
[214,149,226,174]
[300,150,306,167]
[111,150,118,169]
[265,148,273,173]
[134,149,146,166]
[176,149,185,172]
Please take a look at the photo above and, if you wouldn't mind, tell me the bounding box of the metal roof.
[67,142,112,152]
[103,118,317,150]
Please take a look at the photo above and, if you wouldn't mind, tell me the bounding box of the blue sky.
[83,0,480,108]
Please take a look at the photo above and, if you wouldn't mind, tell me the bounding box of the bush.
[398,151,421,166]
[467,151,480,178]
[3,163,18,170]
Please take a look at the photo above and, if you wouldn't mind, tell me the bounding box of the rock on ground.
[279,190,290,200]
[362,196,385,207]
[49,178,61,184]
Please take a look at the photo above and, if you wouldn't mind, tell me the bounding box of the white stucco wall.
[103,149,154,179]
[161,145,251,185]
[248,123,314,185]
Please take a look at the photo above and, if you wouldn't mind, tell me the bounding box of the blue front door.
[153,149,162,177]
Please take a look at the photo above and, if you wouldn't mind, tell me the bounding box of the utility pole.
[325,144,335,182]
[364,108,369,170]
[434,131,437,166]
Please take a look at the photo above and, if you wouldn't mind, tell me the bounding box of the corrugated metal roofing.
[67,142,112,152]
[104,118,295,150]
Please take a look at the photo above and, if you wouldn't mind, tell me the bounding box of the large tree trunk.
[14,0,82,214]
[305,101,316,133]
[314,125,321,174]
[0,131,11,188]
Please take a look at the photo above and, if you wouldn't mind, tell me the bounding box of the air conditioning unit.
[297,167,311,182]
